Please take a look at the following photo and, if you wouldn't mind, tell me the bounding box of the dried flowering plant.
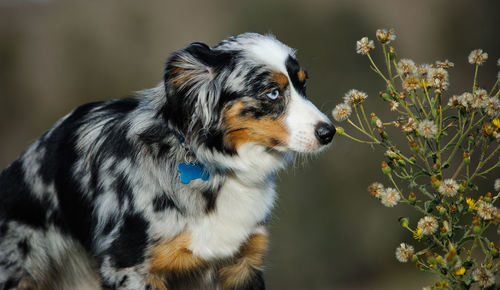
[333,28,500,289]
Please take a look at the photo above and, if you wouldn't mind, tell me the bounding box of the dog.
[0,32,335,290]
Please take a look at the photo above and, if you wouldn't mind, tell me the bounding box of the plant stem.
[367,52,390,84]
[472,64,479,91]
[359,104,374,136]
[445,112,476,166]
[341,132,379,144]
[489,76,500,96]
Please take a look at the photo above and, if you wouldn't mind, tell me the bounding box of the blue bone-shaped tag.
[177,162,210,184]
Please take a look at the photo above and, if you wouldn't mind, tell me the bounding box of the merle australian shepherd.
[0,33,335,290]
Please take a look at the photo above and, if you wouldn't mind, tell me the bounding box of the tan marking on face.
[149,231,203,275]
[297,69,307,83]
[272,71,289,87]
[218,233,268,290]
[223,101,289,150]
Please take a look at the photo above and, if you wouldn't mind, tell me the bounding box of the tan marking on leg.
[146,273,168,290]
[218,233,268,290]
[150,231,202,274]
[223,101,289,149]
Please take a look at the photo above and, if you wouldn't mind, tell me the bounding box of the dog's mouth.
[281,121,336,153]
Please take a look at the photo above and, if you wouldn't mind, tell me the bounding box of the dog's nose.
[315,122,336,145]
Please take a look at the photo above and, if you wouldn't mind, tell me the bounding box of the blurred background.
[0,0,499,288]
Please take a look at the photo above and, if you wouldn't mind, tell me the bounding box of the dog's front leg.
[147,231,204,290]
[217,229,268,290]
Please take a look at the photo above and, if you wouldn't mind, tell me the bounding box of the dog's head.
[162,33,334,171]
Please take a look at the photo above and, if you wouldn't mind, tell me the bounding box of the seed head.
[468,49,488,65]
[470,89,488,109]
[395,243,414,263]
[438,179,459,197]
[417,64,432,77]
[485,97,500,116]
[401,118,416,133]
[368,182,384,198]
[457,92,473,109]
[417,119,437,139]
[343,89,368,105]
[397,59,417,75]
[332,103,352,122]
[389,101,399,111]
[356,37,375,55]
[380,187,400,207]
[447,95,460,107]
[418,216,439,235]
[376,28,396,44]
[472,267,495,287]
[477,201,497,220]
[402,75,420,91]
[435,60,454,69]
[427,67,449,91]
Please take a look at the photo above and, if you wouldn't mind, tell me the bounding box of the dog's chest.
[186,176,276,260]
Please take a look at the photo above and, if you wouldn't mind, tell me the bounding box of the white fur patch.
[187,173,276,259]
[284,91,331,152]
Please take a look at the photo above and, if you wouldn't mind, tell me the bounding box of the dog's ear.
[163,42,229,133]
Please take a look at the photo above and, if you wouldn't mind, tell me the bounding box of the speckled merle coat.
[0,33,335,290]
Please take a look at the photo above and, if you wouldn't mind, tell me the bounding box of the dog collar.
[175,133,210,184]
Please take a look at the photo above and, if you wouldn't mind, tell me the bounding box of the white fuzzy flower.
[485,97,500,116]
[417,64,431,77]
[380,187,400,207]
[438,179,459,197]
[343,89,368,105]
[470,89,488,109]
[418,216,438,235]
[332,103,352,122]
[356,37,374,55]
[448,95,460,107]
[458,92,473,109]
[395,243,414,262]
[402,75,420,91]
[435,60,454,69]
[472,267,495,287]
[398,59,417,75]
[477,201,497,220]
[427,67,449,91]
[468,49,488,65]
[376,28,396,44]
[495,178,500,192]
[389,101,399,111]
[368,182,384,198]
[417,119,437,139]
[401,118,416,133]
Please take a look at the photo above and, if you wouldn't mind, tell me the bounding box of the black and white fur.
[0,33,335,290]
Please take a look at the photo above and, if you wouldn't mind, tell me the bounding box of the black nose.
[315,122,336,145]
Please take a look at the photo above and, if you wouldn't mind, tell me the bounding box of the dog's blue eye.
[266,89,280,100]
